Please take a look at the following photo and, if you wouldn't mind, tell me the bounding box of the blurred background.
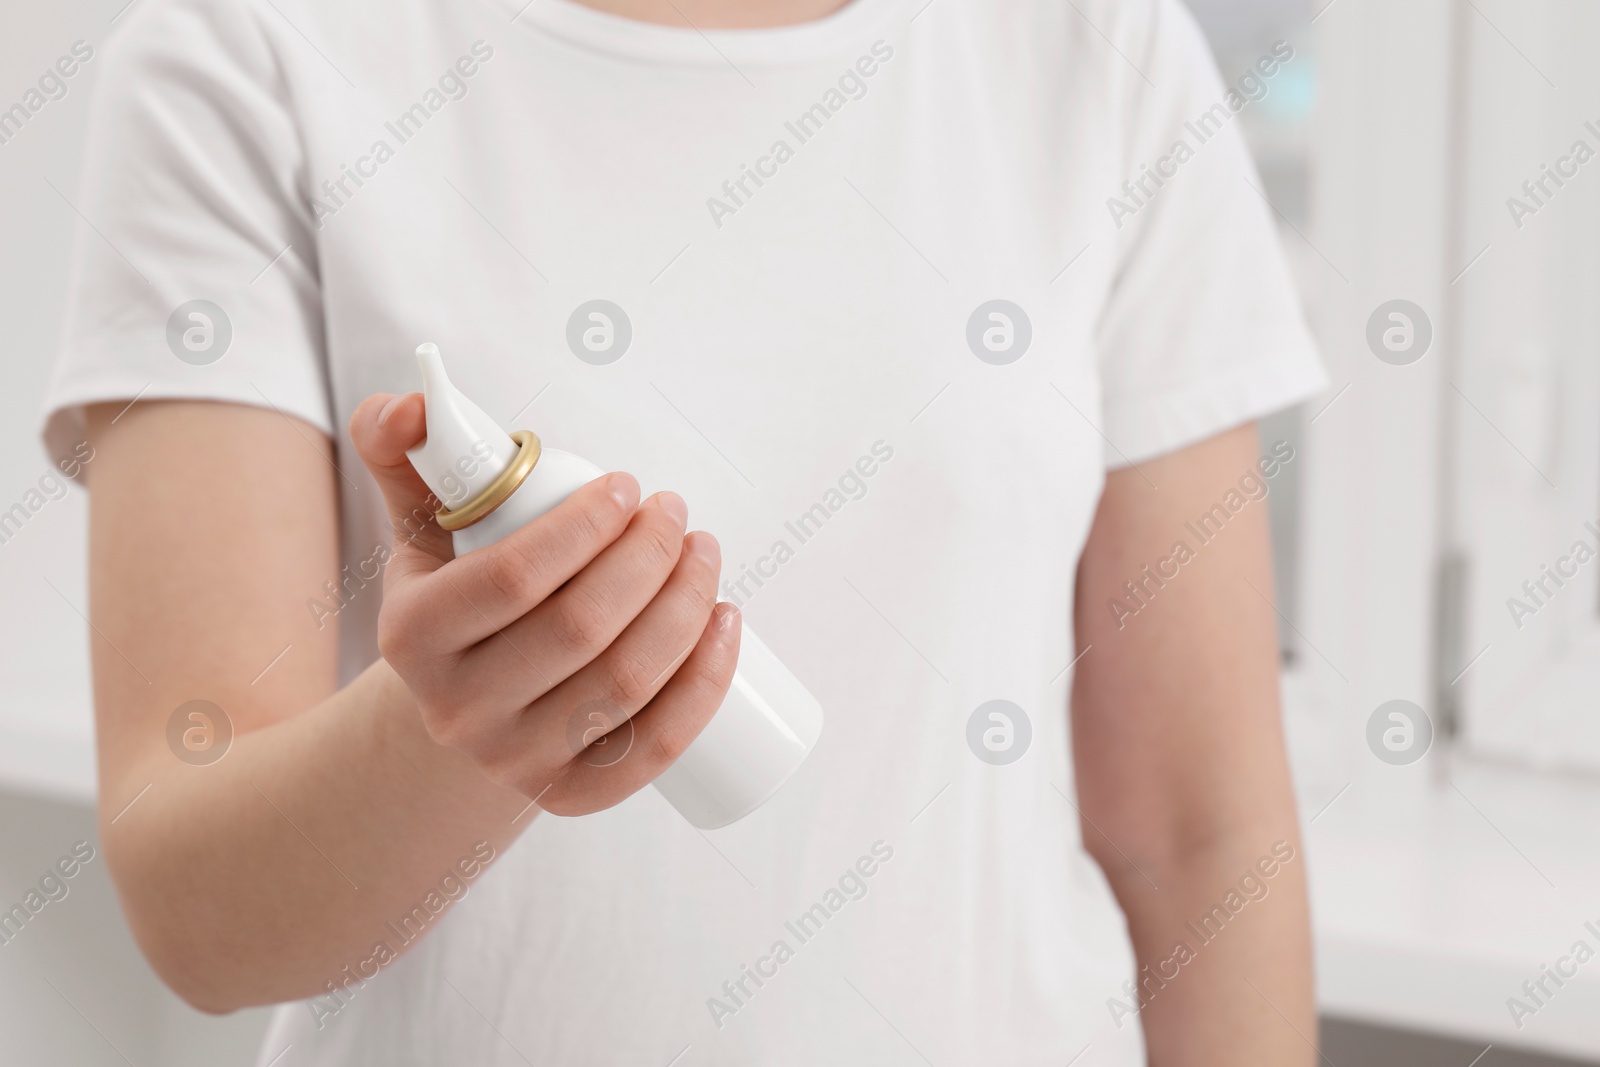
[4,0,1599,1063]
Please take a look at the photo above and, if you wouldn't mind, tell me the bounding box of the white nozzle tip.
[415,342,446,383]
[404,342,520,510]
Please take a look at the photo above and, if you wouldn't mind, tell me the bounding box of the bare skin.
[87,394,740,1010]
[1074,424,1316,1064]
[82,1,1315,1059]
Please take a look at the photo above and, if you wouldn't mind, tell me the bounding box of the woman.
[45,0,1323,1062]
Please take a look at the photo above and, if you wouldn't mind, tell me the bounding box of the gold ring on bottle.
[434,430,542,532]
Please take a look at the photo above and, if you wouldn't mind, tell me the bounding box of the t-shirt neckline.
[502,0,904,65]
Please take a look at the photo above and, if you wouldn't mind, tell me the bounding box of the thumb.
[349,391,455,570]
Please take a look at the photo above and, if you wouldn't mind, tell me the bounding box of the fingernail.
[656,491,688,526]
[686,531,720,569]
[376,393,407,429]
[715,601,740,632]
[607,473,639,512]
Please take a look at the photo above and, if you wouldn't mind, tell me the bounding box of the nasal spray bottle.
[404,344,823,829]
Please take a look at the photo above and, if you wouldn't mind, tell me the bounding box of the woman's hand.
[85,393,738,1010]
[350,391,741,815]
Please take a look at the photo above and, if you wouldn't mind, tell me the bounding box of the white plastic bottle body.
[453,449,824,829]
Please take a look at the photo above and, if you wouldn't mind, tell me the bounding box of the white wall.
[0,791,271,1064]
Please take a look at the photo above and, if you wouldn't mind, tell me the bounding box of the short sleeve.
[40,0,330,470]
[1094,0,1327,468]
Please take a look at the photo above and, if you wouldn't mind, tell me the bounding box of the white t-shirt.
[43,0,1326,1063]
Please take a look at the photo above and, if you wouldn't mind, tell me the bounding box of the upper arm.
[85,399,340,817]
[1070,423,1294,865]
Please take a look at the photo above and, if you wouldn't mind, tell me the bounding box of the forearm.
[1099,818,1314,1065]
[103,660,529,1012]
[85,397,730,1014]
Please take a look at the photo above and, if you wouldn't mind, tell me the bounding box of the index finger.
[418,470,641,647]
